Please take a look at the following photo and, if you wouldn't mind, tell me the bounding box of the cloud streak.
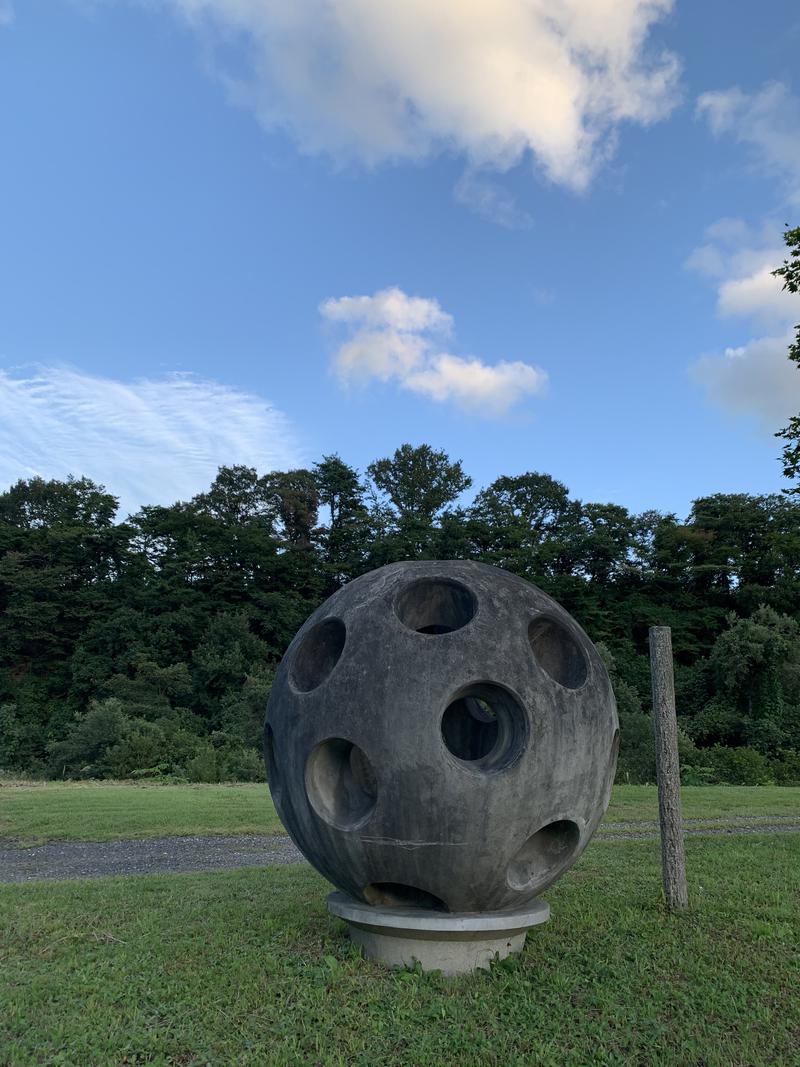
[454,171,534,231]
[0,366,302,515]
[158,0,679,192]
[321,287,547,417]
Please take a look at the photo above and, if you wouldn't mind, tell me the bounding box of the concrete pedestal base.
[327,892,550,976]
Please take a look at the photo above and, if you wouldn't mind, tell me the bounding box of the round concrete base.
[327,892,550,976]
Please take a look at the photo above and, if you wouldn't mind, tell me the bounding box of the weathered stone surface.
[264,560,618,914]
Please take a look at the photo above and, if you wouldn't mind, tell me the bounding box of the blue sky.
[1,0,799,517]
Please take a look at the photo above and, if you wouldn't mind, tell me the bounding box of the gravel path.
[599,820,800,841]
[0,834,303,885]
[2,820,799,884]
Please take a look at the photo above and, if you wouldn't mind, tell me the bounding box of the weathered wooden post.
[649,626,688,911]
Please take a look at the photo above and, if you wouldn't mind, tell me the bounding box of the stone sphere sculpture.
[264,560,618,970]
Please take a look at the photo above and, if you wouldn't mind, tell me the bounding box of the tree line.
[1,442,799,786]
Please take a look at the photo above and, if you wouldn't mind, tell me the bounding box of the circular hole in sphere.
[305,738,378,830]
[290,617,346,692]
[363,883,448,912]
[528,616,588,689]
[394,578,476,634]
[507,820,581,891]
[441,683,526,770]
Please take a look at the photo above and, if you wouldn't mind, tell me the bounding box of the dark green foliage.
[771,749,800,785]
[1,444,799,782]
[598,642,700,784]
[704,745,774,786]
[47,699,129,778]
[688,607,800,754]
[773,225,800,492]
[367,443,472,558]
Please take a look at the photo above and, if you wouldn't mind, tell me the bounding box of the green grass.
[1,780,797,845]
[0,780,283,845]
[2,835,798,1065]
[600,784,800,825]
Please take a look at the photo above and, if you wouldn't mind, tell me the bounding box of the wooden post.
[649,626,688,911]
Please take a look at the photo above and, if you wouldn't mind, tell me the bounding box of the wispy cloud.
[687,219,800,427]
[321,286,547,418]
[0,366,302,515]
[532,287,556,307]
[0,0,14,27]
[697,81,800,202]
[156,0,679,193]
[454,171,533,231]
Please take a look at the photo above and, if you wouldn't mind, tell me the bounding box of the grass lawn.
[2,834,798,1065]
[601,784,800,825]
[1,779,799,846]
[1,779,798,846]
[0,781,283,845]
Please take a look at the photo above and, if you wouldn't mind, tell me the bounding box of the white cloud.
[696,81,800,202]
[0,1,13,27]
[156,0,679,191]
[405,354,545,417]
[320,289,452,334]
[686,219,795,328]
[718,267,795,324]
[687,219,799,427]
[334,329,429,384]
[0,366,302,516]
[454,171,533,230]
[320,286,547,418]
[691,332,800,429]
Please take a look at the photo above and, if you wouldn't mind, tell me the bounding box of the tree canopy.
[774,224,800,494]
[1,442,799,785]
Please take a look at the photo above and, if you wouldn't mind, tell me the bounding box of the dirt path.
[2,820,799,884]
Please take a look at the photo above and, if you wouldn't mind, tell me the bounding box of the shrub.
[185,744,220,783]
[47,699,128,778]
[615,711,656,784]
[770,749,800,785]
[679,761,715,786]
[219,744,264,783]
[128,763,173,780]
[0,704,23,769]
[705,745,773,785]
[106,720,168,778]
[615,711,700,785]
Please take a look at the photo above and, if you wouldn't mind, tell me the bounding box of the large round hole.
[363,883,448,912]
[441,683,526,770]
[528,616,588,689]
[507,820,580,891]
[290,617,346,692]
[394,578,476,635]
[305,738,377,830]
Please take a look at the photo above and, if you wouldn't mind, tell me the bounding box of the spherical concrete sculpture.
[264,560,618,973]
